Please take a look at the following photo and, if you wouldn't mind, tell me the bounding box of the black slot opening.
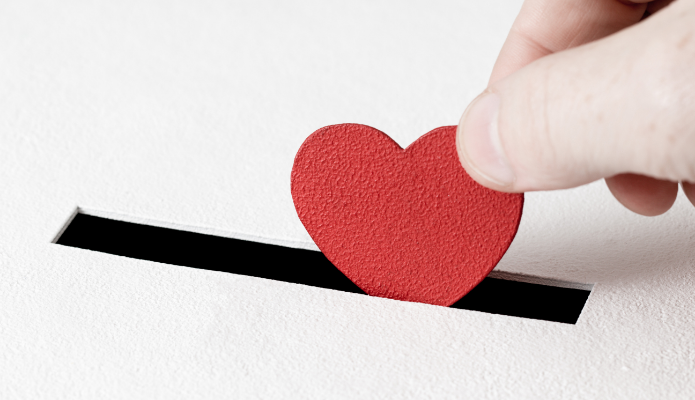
[56,213,590,324]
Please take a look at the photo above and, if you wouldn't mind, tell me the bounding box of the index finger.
[489,0,649,84]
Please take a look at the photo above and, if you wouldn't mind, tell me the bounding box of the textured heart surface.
[291,124,524,306]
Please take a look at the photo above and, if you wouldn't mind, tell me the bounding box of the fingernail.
[457,91,514,187]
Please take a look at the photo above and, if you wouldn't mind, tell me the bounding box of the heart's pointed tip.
[364,291,457,308]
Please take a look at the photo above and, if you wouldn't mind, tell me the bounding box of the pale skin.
[456,0,695,216]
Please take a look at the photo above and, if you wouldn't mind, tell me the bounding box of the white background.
[1,0,694,398]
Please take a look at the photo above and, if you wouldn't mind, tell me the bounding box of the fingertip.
[606,174,678,216]
[456,92,519,193]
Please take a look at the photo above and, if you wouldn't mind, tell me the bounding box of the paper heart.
[291,124,523,306]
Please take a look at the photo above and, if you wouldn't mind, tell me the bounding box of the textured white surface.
[1,0,694,398]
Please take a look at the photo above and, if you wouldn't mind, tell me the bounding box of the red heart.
[291,124,523,306]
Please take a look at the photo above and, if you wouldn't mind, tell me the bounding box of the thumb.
[456,2,695,193]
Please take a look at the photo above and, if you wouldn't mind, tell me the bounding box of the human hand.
[456,0,695,216]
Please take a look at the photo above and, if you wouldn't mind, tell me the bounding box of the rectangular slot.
[55,212,591,324]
